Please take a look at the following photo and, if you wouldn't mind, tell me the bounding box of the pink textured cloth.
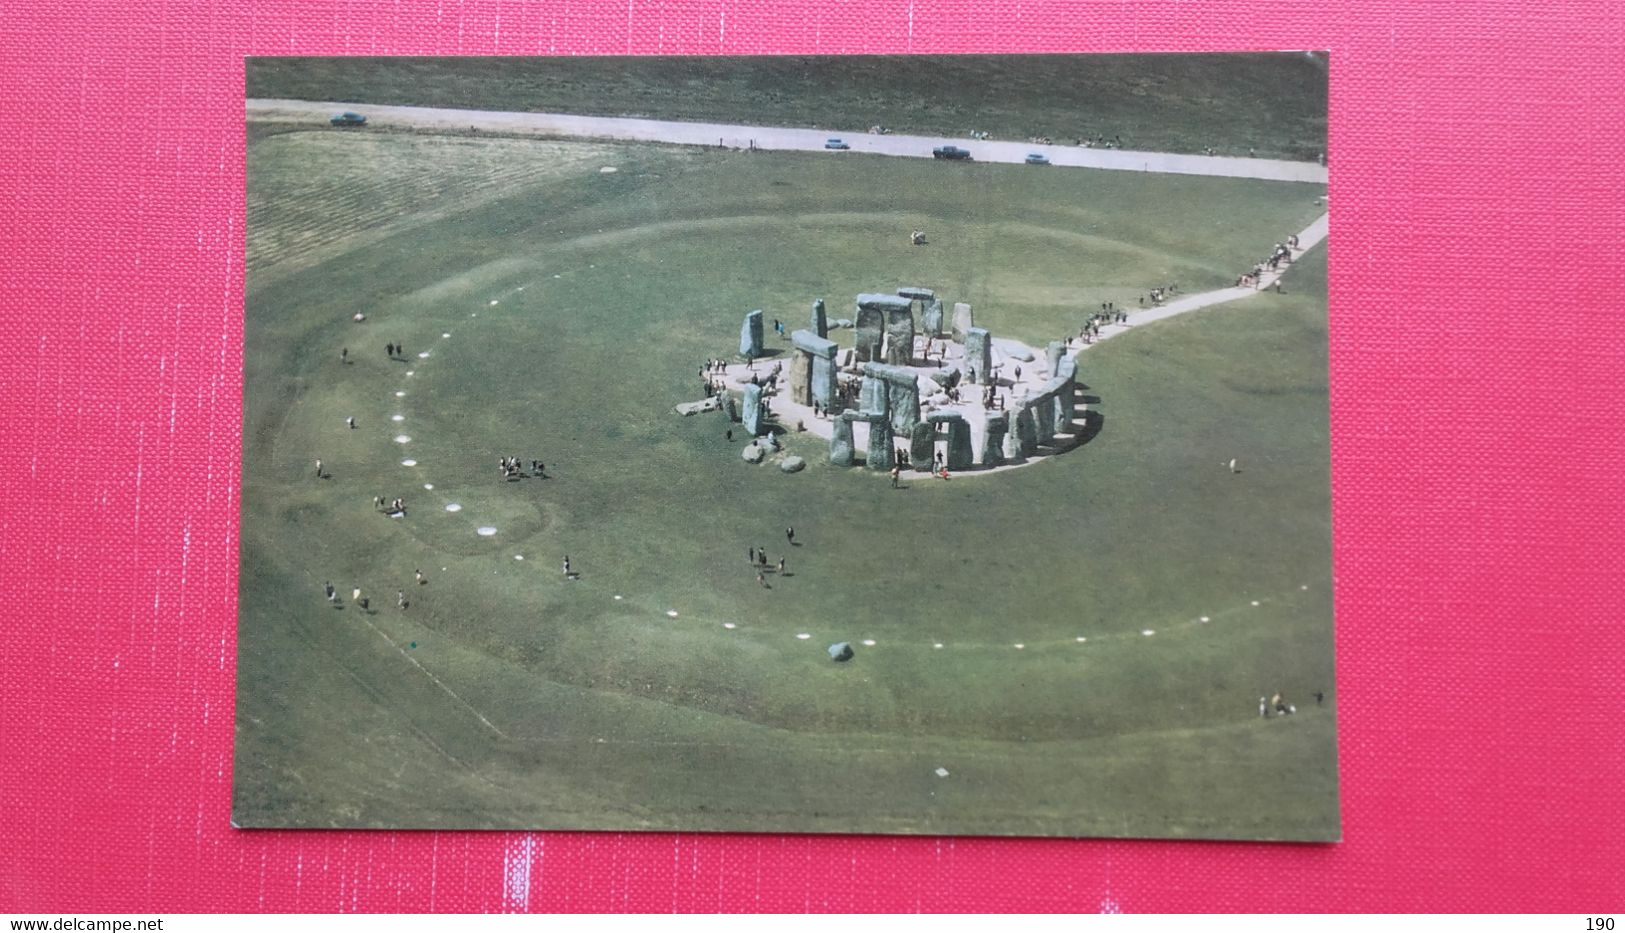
[2,1,1622,913]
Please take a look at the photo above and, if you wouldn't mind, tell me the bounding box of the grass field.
[237,125,1335,838]
[247,54,1328,160]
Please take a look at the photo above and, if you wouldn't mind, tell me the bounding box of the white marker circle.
[476,526,497,536]
[417,352,430,359]
[394,435,411,443]
[795,633,810,640]
[1251,600,1260,607]
[401,459,417,467]
[933,643,944,649]
[1076,636,1088,643]
[1142,629,1156,637]
[722,622,736,630]
[392,415,405,422]
[395,391,406,397]
[935,767,950,778]
[442,333,451,338]
[613,595,623,600]
[444,503,462,512]
[861,639,876,647]
[489,300,499,306]
[1199,616,1210,623]
[423,484,434,490]
[666,610,679,618]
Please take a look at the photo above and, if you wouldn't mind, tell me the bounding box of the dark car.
[330,112,367,127]
[1024,153,1051,165]
[824,138,850,150]
[933,145,972,160]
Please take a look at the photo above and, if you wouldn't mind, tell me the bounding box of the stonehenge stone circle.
[842,409,894,471]
[965,327,992,385]
[740,309,764,358]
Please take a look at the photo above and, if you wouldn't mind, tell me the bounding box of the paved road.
[248,98,1329,184]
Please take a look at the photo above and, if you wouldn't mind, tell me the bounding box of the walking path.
[247,98,1329,183]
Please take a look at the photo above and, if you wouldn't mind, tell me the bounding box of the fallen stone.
[1006,345,1036,363]
[780,456,806,473]
[828,642,855,662]
[742,443,766,463]
[674,398,722,416]
[833,318,854,329]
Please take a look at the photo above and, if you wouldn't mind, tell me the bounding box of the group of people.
[372,495,406,515]
[497,456,546,480]
[748,528,796,588]
[1142,284,1180,307]
[384,341,408,360]
[1236,237,1299,289]
[1259,690,1324,718]
[321,577,418,612]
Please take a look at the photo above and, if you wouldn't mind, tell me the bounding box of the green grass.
[236,129,1335,838]
[247,53,1328,160]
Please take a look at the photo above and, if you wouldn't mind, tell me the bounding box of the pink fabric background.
[2,0,1622,913]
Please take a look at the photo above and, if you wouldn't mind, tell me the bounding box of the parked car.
[933,145,972,160]
[824,138,850,150]
[1024,153,1051,165]
[329,112,367,127]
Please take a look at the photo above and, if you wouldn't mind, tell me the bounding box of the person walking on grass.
[314,459,323,478]
[777,557,786,576]
[398,590,408,610]
[786,526,795,546]
[890,465,901,488]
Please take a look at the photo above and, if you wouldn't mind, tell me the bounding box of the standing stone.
[859,376,889,416]
[951,303,974,342]
[855,306,884,363]
[742,383,765,436]
[829,417,855,466]
[1014,401,1039,455]
[1002,418,1025,462]
[723,394,740,422]
[909,421,935,467]
[811,299,829,339]
[929,412,974,470]
[1045,384,1069,435]
[921,299,945,337]
[1032,392,1055,446]
[982,412,1009,467]
[884,306,915,365]
[1055,358,1078,424]
[965,327,992,385]
[1046,341,1065,375]
[740,309,764,358]
[865,416,894,471]
[788,351,812,405]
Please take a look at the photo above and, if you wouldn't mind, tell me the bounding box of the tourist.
[1260,697,1269,718]
[386,342,394,358]
[314,458,323,478]
[938,467,950,481]
[1315,691,1325,706]
[346,416,355,430]
[748,547,755,564]
[358,597,368,611]
[352,587,361,603]
[786,527,795,546]
[398,590,408,610]
[777,558,786,575]
[415,569,425,585]
[757,571,768,588]
[340,347,348,364]
[1272,692,1287,715]
[562,556,572,577]
[890,465,901,488]
[726,429,734,442]
[758,549,768,567]
[323,581,335,600]
[1228,458,1239,474]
